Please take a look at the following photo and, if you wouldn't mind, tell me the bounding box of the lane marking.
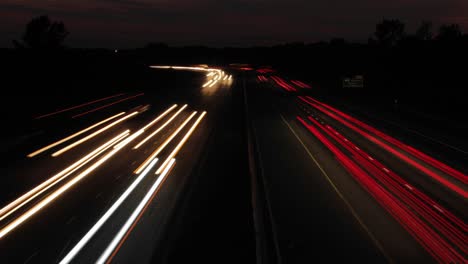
[280,114,393,263]
[24,250,39,264]
[433,205,444,213]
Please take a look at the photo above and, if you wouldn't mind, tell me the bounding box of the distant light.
[114,49,118,53]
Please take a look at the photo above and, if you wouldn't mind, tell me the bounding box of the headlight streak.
[59,158,159,264]
[141,104,178,131]
[134,105,188,149]
[202,80,213,87]
[0,130,132,239]
[133,111,197,174]
[113,130,145,150]
[208,80,218,87]
[97,158,176,264]
[155,111,206,174]
[27,112,126,158]
[149,66,229,87]
[52,111,139,157]
[0,132,129,222]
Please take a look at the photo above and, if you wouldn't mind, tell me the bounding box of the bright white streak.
[97,158,176,264]
[133,105,187,149]
[59,158,159,264]
[28,112,125,157]
[155,111,206,174]
[0,132,127,221]
[52,112,138,157]
[0,131,130,239]
[142,104,178,131]
[202,80,213,87]
[133,111,196,174]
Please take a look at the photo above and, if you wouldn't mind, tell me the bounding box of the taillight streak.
[308,117,466,255]
[297,116,464,263]
[304,96,467,185]
[299,96,467,199]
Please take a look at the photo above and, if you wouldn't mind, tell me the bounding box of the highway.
[250,73,467,263]
[0,67,252,263]
[0,66,466,263]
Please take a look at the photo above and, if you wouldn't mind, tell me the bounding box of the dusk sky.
[1,0,467,48]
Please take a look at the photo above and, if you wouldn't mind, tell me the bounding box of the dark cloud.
[0,0,466,47]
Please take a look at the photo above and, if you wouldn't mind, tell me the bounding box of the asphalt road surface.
[250,73,466,263]
[0,67,466,264]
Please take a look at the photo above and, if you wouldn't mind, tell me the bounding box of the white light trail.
[52,112,139,157]
[59,158,159,264]
[142,104,178,131]
[202,80,213,87]
[0,132,128,222]
[0,131,131,239]
[97,158,176,264]
[28,112,125,158]
[134,105,188,149]
[155,111,206,174]
[133,111,197,174]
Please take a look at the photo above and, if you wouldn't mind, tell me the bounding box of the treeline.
[2,16,467,116]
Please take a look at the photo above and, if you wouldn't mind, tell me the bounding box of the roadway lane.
[151,69,256,264]
[0,67,253,263]
[296,97,467,213]
[309,92,468,169]
[295,96,466,262]
[246,72,438,263]
[0,104,197,262]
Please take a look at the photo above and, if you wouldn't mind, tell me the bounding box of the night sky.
[1,0,467,48]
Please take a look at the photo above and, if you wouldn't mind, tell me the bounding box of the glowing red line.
[323,123,467,232]
[311,118,467,253]
[304,96,467,184]
[297,116,464,263]
[292,80,311,88]
[271,76,297,92]
[72,93,144,119]
[34,93,125,119]
[299,96,468,198]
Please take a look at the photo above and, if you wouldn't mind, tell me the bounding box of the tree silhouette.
[437,24,462,41]
[16,15,69,49]
[375,19,405,47]
[415,21,433,41]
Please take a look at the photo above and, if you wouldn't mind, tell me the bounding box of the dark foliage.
[15,15,69,49]
[374,19,406,47]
